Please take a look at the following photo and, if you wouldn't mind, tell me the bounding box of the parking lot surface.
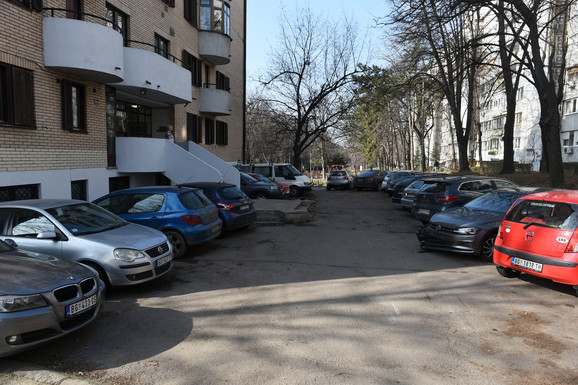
[2,188,578,384]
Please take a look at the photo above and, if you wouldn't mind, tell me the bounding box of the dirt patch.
[504,311,563,355]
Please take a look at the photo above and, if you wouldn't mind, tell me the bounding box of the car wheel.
[479,233,497,261]
[165,230,187,259]
[254,191,269,199]
[84,261,111,290]
[289,186,300,197]
[496,266,522,278]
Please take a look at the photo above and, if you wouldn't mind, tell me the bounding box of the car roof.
[0,199,87,209]
[515,189,578,203]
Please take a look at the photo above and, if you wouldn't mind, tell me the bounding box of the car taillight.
[437,195,458,203]
[217,202,234,211]
[327,176,332,180]
[565,230,578,253]
[370,178,375,181]
[180,215,202,225]
[497,224,503,239]
[344,176,349,180]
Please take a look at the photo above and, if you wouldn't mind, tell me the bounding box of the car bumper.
[220,209,257,231]
[107,242,174,286]
[400,198,414,210]
[417,225,478,255]
[0,284,105,358]
[411,207,438,222]
[181,219,223,245]
[493,244,578,286]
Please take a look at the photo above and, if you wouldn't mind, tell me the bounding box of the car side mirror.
[37,231,58,240]
[3,238,18,248]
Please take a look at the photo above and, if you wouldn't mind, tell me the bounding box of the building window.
[200,0,230,35]
[161,0,175,7]
[205,118,215,144]
[216,121,228,145]
[106,4,128,45]
[66,0,82,20]
[109,176,130,193]
[62,79,86,132]
[155,34,169,58]
[0,184,39,202]
[187,113,203,143]
[516,87,524,100]
[0,63,35,128]
[514,112,522,126]
[184,0,198,27]
[71,180,87,201]
[216,71,230,91]
[9,0,43,11]
[182,50,202,87]
[563,132,575,147]
[565,98,577,115]
[514,137,521,149]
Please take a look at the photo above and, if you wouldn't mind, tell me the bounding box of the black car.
[382,170,421,195]
[391,176,422,203]
[353,170,388,191]
[239,172,283,199]
[416,189,534,260]
[411,176,519,223]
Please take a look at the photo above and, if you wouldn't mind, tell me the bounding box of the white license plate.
[210,224,221,234]
[66,295,97,317]
[240,205,249,211]
[511,257,543,272]
[155,255,171,267]
[417,208,430,215]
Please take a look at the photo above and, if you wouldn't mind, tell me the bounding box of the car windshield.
[241,173,259,183]
[407,180,425,190]
[219,186,246,200]
[359,171,377,177]
[179,190,212,209]
[505,199,578,230]
[464,191,523,214]
[421,181,450,193]
[286,164,302,176]
[254,174,274,183]
[46,203,126,235]
[330,171,346,176]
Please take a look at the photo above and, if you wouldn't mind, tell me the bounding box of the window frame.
[154,34,170,59]
[187,113,203,143]
[184,0,198,27]
[62,79,87,132]
[204,118,215,145]
[216,120,228,145]
[0,63,35,128]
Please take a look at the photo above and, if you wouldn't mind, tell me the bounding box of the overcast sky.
[245,0,389,91]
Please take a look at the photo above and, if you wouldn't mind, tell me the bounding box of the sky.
[246,0,390,91]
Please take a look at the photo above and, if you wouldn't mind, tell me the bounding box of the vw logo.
[67,276,75,280]
[158,245,164,254]
[436,225,442,231]
[525,231,535,242]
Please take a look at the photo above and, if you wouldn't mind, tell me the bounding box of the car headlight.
[454,227,479,235]
[114,248,146,262]
[0,295,47,312]
[269,186,278,190]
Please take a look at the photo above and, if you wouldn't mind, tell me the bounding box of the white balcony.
[115,137,240,186]
[199,88,231,116]
[199,31,231,65]
[43,17,124,83]
[109,48,192,106]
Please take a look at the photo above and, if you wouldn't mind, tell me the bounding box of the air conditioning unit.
[564,146,573,154]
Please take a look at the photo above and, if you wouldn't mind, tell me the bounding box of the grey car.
[326,170,354,190]
[0,240,105,357]
[0,200,173,287]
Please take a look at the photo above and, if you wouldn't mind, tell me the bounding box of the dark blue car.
[93,186,222,258]
[182,182,257,231]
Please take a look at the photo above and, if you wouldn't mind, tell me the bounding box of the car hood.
[430,207,504,228]
[79,223,167,249]
[0,250,94,295]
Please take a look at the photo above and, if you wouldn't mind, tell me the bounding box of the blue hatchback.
[183,182,257,231]
[93,186,222,258]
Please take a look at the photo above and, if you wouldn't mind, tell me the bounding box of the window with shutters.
[155,34,170,59]
[182,50,202,87]
[216,71,230,91]
[187,113,203,143]
[184,0,198,27]
[161,0,175,7]
[0,63,35,128]
[216,121,228,145]
[205,118,215,145]
[62,79,86,132]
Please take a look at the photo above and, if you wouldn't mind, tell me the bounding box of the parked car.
[0,200,173,287]
[248,173,290,198]
[381,170,421,195]
[353,170,388,191]
[326,169,354,190]
[417,189,535,260]
[181,182,257,231]
[411,176,519,223]
[400,178,429,211]
[93,186,221,259]
[0,239,105,357]
[493,190,578,294]
[239,172,283,199]
[235,163,313,196]
[391,176,423,203]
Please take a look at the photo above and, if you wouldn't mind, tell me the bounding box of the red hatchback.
[493,190,578,294]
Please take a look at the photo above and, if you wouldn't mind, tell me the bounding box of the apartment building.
[0,0,245,202]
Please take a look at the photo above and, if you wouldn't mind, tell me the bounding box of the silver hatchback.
[326,170,354,190]
[0,200,173,287]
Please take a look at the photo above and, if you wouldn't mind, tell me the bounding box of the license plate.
[155,255,171,267]
[417,208,430,215]
[66,295,97,317]
[210,224,221,234]
[240,205,249,211]
[511,257,543,272]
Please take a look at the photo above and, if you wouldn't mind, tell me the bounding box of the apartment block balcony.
[110,46,192,106]
[199,31,231,65]
[199,88,231,116]
[42,16,124,83]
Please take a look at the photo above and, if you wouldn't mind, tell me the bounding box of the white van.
[235,163,313,197]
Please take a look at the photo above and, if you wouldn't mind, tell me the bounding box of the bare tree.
[258,7,362,168]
